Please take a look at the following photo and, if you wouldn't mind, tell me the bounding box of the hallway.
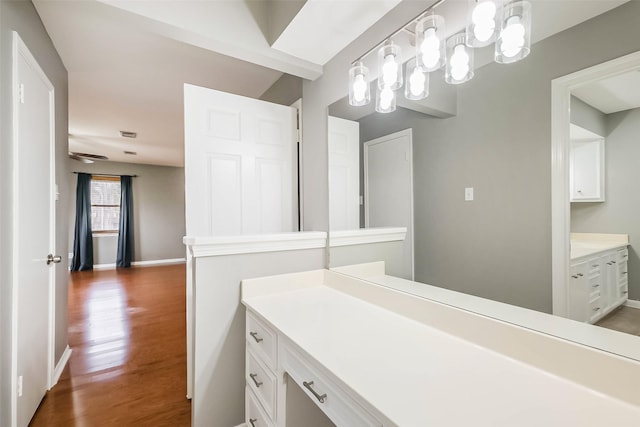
[30,265,191,426]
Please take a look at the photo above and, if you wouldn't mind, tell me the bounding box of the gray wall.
[69,161,186,265]
[340,2,640,313]
[260,73,302,107]
[0,0,69,424]
[572,107,640,300]
[571,95,607,136]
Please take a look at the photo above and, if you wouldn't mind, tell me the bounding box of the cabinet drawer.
[280,343,380,427]
[247,312,277,369]
[246,387,275,427]
[616,248,628,262]
[589,298,603,323]
[247,349,277,420]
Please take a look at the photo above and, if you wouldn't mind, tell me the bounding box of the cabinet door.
[568,261,589,322]
[570,139,604,202]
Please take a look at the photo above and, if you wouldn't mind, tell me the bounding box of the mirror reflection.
[327,0,640,354]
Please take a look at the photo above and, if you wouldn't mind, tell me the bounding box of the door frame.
[11,31,56,426]
[363,128,414,279]
[551,50,640,317]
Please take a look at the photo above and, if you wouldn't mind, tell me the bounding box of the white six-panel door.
[184,84,298,236]
[12,32,56,427]
[328,116,360,231]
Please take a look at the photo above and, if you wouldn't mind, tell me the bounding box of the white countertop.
[570,232,629,260]
[243,275,640,426]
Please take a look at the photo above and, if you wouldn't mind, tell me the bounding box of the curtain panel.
[116,175,134,268]
[71,173,94,271]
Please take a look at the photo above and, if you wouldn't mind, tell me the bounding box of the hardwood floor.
[30,265,191,426]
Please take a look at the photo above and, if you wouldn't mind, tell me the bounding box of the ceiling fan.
[68,152,108,164]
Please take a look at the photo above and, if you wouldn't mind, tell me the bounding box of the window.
[91,176,121,233]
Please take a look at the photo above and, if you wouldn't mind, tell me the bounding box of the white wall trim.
[329,227,407,247]
[183,232,327,258]
[551,50,640,317]
[624,299,640,310]
[51,346,72,388]
[93,258,186,270]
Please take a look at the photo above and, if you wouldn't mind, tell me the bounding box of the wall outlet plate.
[465,187,474,201]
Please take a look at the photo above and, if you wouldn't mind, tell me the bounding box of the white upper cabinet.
[570,124,605,202]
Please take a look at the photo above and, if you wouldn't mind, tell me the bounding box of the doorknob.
[47,254,62,265]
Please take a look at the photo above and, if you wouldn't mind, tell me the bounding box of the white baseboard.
[233,424,246,427]
[51,345,72,388]
[93,258,186,270]
[624,299,640,309]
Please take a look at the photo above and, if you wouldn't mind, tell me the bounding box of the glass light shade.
[416,14,446,72]
[404,58,429,101]
[377,42,402,90]
[446,33,474,84]
[495,1,531,64]
[465,0,502,47]
[348,61,371,106]
[375,85,396,113]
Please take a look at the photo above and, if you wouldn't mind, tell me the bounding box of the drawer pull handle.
[303,381,327,403]
[249,418,257,427]
[623,291,629,294]
[611,261,617,264]
[593,284,600,288]
[623,272,628,275]
[593,307,601,312]
[571,275,578,279]
[249,332,263,343]
[249,373,263,388]
[592,264,599,267]
[577,273,583,277]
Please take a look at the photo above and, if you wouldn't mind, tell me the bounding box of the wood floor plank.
[30,265,191,426]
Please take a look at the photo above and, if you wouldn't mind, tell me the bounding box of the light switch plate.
[465,187,474,201]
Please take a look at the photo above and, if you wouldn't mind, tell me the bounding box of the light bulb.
[472,1,497,42]
[382,54,399,87]
[450,44,470,81]
[352,74,367,102]
[409,68,426,97]
[420,27,441,69]
[379,86,393,110]
[500,15,525,58]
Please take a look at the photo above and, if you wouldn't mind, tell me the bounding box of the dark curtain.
[71,173,93,271]
[116,175,134,268]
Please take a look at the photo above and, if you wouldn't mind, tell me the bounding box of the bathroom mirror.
[327,0,640,361]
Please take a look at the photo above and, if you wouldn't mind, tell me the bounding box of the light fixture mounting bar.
[351,0,449,65]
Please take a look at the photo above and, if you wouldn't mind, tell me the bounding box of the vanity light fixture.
[405,58,429,100]
[348,61,371,106]
[495,0,531,63]
[466,0,501,47]
[376,85,397,113]
[446,33,474,84]
[416,14,447,72]
[347,0,531,111]
[378,41,403,90]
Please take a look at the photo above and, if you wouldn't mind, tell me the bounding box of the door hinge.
[18,375,23,397]
[19,84,25,104]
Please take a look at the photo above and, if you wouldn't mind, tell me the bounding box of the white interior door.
[364,129,414,280]
[328,116,360,231]
[184,84,298,236]
[12,32,56,427]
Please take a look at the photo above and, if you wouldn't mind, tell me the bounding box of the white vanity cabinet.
[570,137,605,202]
[245,310,381,427]
[569,247,628,323]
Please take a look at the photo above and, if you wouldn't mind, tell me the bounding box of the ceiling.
[573,70,640,115]
[34,0,402,167]
[33,0,629,167]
